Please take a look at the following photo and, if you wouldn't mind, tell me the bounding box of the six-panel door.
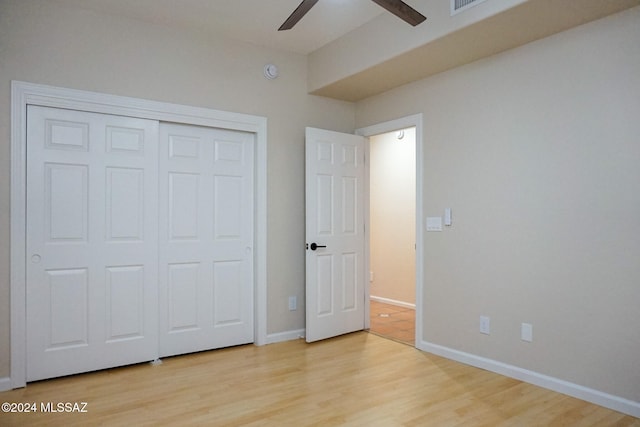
[158,123,254,357]
[26,106,255,381]
[305,127,366,343]
[26,106,160,381]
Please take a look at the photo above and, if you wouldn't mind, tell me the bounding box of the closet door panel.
[26,106,159,381]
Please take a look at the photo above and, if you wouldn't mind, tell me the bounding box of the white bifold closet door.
[26,106,160,381]
[158,123,254,358]
[26,107,255,382]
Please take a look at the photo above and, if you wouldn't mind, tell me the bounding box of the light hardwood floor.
[1,332,637,426]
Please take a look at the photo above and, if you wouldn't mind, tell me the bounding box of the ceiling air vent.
[451,0,487,15]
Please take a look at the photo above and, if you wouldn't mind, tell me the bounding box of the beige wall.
[370,128,416,305]
[0,0,355,378]
[357,6,640,403]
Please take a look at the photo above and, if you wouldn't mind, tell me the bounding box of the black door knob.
[310,243,326,251]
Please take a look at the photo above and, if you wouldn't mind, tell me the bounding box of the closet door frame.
[10,81,268,388]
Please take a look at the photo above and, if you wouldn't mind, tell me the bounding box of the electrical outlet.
[370,271,374,282]
[521,323,533,342]
[288,296,297,311]
[480,316,490,335]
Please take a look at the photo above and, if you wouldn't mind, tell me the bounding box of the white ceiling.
[49,0,640,101]
[53,0,391,55]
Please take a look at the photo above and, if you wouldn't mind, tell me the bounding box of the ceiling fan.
[279,0,426,31]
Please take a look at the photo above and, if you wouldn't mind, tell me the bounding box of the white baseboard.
[0,377,11,392]
[266,329,305,344]
[370,295,415,310]
[418,339,640,418]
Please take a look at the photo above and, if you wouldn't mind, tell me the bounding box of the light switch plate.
[426,217,443,231]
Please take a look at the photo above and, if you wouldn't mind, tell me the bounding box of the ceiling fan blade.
[279,0,320,31]
[370,0,426,26]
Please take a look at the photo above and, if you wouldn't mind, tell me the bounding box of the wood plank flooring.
[1,332,637,426]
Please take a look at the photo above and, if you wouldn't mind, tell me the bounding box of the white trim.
[266,329,305,344]
[370,296,415,310]
[0,377,11,392]
[418,339,640,418]
[10,81,268,388]
[363,136,371,330]
[356,114,424,350]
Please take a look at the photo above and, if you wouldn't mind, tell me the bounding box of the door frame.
[355,114,423,345]
[10,81,268,388]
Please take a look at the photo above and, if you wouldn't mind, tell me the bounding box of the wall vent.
[451,0,487,16]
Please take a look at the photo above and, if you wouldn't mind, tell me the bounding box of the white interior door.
[26,106,159,381]
[159,123,254,357]
[305,127,366,342]
[26,107,255,381]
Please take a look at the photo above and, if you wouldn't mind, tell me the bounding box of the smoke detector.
[264,64,279,79]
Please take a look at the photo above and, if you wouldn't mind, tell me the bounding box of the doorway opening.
[368,127,416,346]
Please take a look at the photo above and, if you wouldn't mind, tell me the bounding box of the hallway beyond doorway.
[369,300,415,346]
